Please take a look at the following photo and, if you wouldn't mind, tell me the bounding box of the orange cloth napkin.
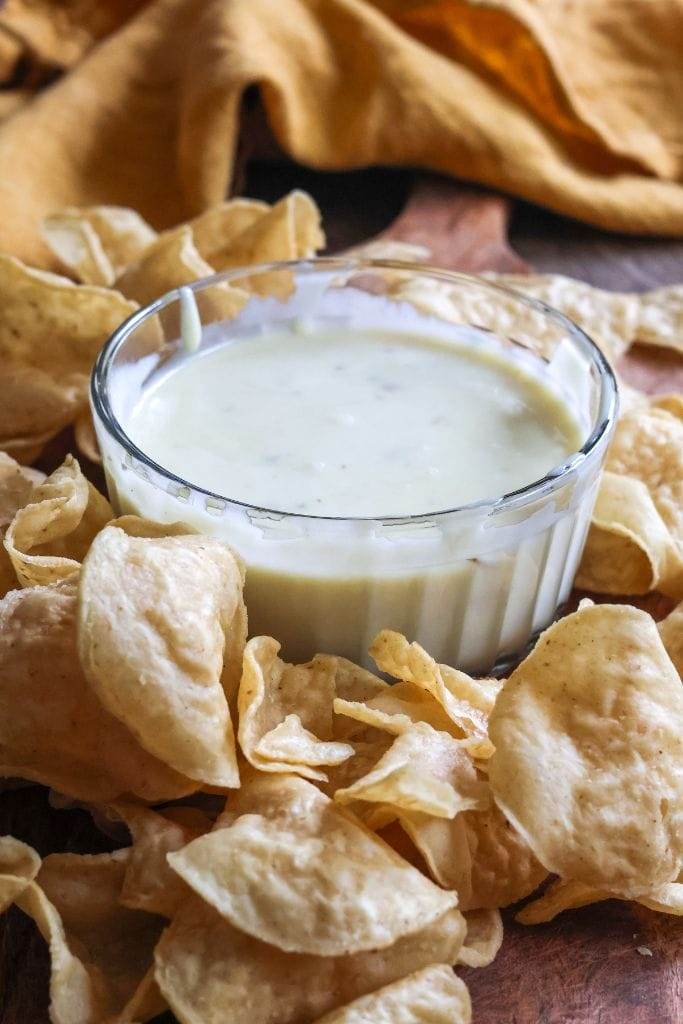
[2,0,683,266]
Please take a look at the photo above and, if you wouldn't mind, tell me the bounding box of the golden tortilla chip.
[168,773,458,956]
[456,909,504,968]
[41,212,115,285]
[0,253,136,452]
[4,455,112,588]
[155,896,466,1024]
[115,224,214,305]
[575,471,675,595]
[639,874,683,916]
[658,599,683,679]
[310,965,471,1024]
[515,878,610,925]
[488,603,683,898]
[0,581,195,801]
[187,198,270,265]
[0,451,44,595]
[43,205,157,280]
[370,631,493,757]
[212,190,324,271]
[110,802,211,918]
[0,835,41,913]
[16,849,165,1024]
[78,521,245,788]
[635,282,683,354]
[334,721,488,819]
[238,636,354,781]
[73,407,101,463]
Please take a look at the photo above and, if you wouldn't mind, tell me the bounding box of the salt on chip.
[488,603,683,898]
[167,773,458,956]
[43,205,157,279]
[78,521,245,788]
[0,835,40,913]
[334,721,488,819]
[370,631,493,757]
[0,581,195,801]
[155,895,466,1024]
[110,802,211,917]
[239,636,354,781]
[456,909,504,968]
[576,471,675,595]
[4,455,112,588]
[309,964,471,1024]
[16,849,165,1024]
[0,254,136,453]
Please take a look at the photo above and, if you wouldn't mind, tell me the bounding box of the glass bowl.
[91,258,618,673]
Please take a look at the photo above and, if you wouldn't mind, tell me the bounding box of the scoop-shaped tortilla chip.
[456,909,504,968]
[0,452,44,595]
[310,964,471,1024]
[212,191,324,271]
[42,205,157,281]
[155,896,466,1024]
[4,455,111,588]
[370,631,493,757]
[0,835,41,913]
[239,637,354,781]
[488,603,683,898]
[110,802,211,918]
[334,722,488,819]
[0,582,195,801]
[187,198,270,265]
[0,254,136,453]
[78,522,245,788]
[576,471,675,595]
[658,599,683,679]
[16,850,165,1024]
[168,773,458,956]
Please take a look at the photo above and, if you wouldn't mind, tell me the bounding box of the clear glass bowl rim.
[91,257,619,524]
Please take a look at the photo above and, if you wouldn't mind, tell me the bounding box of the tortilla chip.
[155,897,466,1024]
[658,598,683,678]
[110,802,211,917]
[576,471,675,595]
[74,407,101,463]
[515,878,610,925]
[168,773,458,956]
[187,198,270,265]
[238,636,354,781]
[334,722,488,819]
[16,849,165,1024]
[0,451,44,594]
[78,521,245,788]
[212,190,324,271]
[370,631,493,758]
[43,205,157,279]
[4,455,112,588]
[115,224,214,305]
[488,603,683,898]
[0,835,41,913]
[0,581,195,801]
[456,909,504,968]
[310,965,471,1024]
[635,282,683,353]
[0,253,136,452]
[41,212,115,285]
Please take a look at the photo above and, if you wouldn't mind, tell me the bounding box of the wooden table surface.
[1,165,682,1024]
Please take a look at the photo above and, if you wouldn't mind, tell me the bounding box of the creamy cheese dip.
[127,326,580,517]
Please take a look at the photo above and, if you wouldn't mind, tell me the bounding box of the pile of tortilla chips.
[0,195,682,1023]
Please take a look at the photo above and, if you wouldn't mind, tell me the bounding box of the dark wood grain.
[2,167,682,1024]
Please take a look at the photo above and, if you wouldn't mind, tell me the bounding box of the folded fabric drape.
[2,0,683,266]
